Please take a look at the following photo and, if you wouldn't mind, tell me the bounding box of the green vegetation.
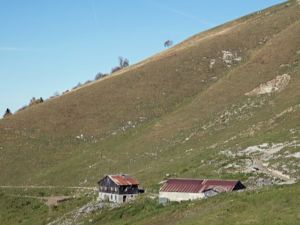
[0,191,48,225]
[84,183,300,225]
[0,0,300,224]
[0,188,92,225]
[2,183,299,225]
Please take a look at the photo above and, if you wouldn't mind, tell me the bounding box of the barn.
[159,178,245,203]
[97,174,143,203]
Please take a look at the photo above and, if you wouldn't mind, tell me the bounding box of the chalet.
[97,174,143,203]
[159,178,245,203]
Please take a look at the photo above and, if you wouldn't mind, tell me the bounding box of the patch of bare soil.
[42,196,72,207]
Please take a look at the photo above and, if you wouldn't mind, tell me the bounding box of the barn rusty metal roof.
[108,175,139,186]
[159,179,241,193]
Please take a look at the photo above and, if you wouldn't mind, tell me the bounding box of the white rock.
[245,74,291,96]
[209,59,216,69]
[289,152,300,159]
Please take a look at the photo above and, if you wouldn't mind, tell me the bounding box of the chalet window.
[115,187,118,192]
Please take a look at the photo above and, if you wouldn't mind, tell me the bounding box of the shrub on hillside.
[164,40,173,48]
[119,57,129,68]
[111,66,122,74]
[16,105,28,112]
[62,90,69,95]
[111,57,130,74]
[3,108,12,118]
[72,83,82,90]
[95,72,108,80]
[29,97,44,106]
[84,80,92,85]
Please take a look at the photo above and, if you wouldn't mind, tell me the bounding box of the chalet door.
[123,195,126,202]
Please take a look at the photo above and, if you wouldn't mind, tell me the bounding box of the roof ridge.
[167,178,240,181]
[167,178,204,181]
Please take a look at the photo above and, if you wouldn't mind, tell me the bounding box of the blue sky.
[0,0,285,116]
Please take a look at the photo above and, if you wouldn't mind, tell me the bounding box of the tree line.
[2,40,174,118]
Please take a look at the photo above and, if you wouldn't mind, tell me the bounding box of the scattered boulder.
[221,50,242,67]
[245,74,291,96]
[209,59,216,69]
[78,201,117,214]
[256,178,273,187]
[288,152,300,159]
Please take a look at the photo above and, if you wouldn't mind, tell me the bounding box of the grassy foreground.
[0,187,92,225]
[1,183,299,225]
[83,183,300,225]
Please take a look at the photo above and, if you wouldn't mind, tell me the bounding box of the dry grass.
[0,0,299,200]
[0,1,300,224]
[0,0,300,187]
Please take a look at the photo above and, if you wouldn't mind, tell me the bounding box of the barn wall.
[159,192,204,202]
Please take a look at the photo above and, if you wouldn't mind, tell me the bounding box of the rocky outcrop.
[245,74,291,96]
[222,50,242,67]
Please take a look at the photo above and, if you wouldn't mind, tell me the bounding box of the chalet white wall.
[159,192,205,202]
[98,192,138,203]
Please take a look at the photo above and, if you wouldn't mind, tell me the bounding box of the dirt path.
[6,194,73,206]
[0,185,96,190]
[253,158,296,183]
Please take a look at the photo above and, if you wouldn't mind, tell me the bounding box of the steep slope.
[0,0,299,191]
[84,183,300,225]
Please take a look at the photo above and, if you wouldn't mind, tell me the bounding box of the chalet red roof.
[108,175,139,186]
[160,179,244,193]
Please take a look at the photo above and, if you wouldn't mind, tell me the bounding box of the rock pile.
[245,74,291,96]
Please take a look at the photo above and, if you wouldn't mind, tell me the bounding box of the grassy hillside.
[0,187,92,225]
[85,183,300,225]
[1,0,299,187]
[1,183,299,225]
[0,0,300,224]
